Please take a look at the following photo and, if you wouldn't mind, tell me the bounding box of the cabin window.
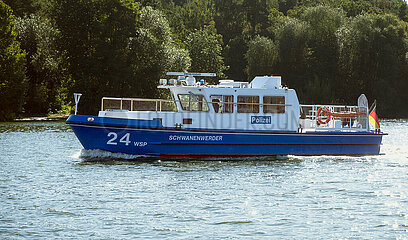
[263,96,285,113]
[237,96,259,113]
[210,95,234,113]
[178,94,209,111]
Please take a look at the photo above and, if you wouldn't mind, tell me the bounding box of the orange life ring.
[316,107,331,125]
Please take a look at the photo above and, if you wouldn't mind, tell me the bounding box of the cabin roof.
[158,75,285,91]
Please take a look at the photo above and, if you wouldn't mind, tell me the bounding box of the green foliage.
[336,0,408,18]
[159,0,216,49]
[245,35,279,79]
[274,17,309,89]
[268,7,285,28]
[15,14,69,115]
[2,0,408,119]
[278,0,298,15]
[52,1,190,114]
[337,14,408,117]
[288,0,408,19]
[213,0,280,79]
[128,6,190,95]
[269,6,345,103]
[52,0,141,114]
[301,6,345,103]
[213,0,248,79]
[178,0,215,31]
[214,0,277,79]
[2,0,36,16]
[0,1,27,121]
[222,36,248,80]
[186,25,227,80]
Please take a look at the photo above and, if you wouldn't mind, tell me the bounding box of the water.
[0,120,407,239]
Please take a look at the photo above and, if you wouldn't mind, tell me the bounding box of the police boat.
[66,72,385,158]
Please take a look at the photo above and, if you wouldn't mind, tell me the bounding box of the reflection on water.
[0,120,407,239]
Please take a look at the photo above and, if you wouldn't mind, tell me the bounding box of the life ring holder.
[316,107,331,125]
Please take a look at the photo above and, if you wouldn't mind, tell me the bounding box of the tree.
[337,14,408,117]
[52,0,140,114]
[178,0,215,31]
[278,0,298,15]
[0,1,27,121]
[2,0,36,16]
[128,6,191,96]
[53,1,190,114]
[186,25,227,80]
[245,35,279,79]
[274,17,309,94]
[15,14,69,115]
[160,0,216,51]
[300,5,345,103]
[214,0,277,80]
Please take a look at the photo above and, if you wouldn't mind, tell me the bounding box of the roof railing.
[166,72,216,77]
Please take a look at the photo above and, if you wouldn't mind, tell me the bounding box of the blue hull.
[67,115,384,158]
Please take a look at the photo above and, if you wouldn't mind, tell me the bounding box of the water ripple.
[0,120,407,239]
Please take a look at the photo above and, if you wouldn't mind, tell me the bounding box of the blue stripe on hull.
[67,115,383,157]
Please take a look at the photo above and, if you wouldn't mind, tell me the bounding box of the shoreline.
[14,115,69,122]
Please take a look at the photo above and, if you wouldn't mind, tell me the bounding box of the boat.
[66,72,385,158]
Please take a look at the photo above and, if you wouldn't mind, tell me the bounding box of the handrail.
[299,104,368,130]
[101,96,292,112]
[300,104,361,109]
[101,97,178,112]
[102,97,175,102]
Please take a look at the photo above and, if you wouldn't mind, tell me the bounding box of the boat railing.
[101,97,291,113]
[300,104,368,130]
[101,97,178,112]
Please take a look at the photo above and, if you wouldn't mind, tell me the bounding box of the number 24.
[107,132,131,146]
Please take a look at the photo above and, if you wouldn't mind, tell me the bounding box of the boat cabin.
[98,72,370,133]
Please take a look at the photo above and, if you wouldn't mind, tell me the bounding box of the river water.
[0,120,407,239]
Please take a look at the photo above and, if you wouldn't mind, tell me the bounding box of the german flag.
[369,110,380,130]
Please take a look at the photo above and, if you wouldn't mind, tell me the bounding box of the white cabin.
[97,73,370,133]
